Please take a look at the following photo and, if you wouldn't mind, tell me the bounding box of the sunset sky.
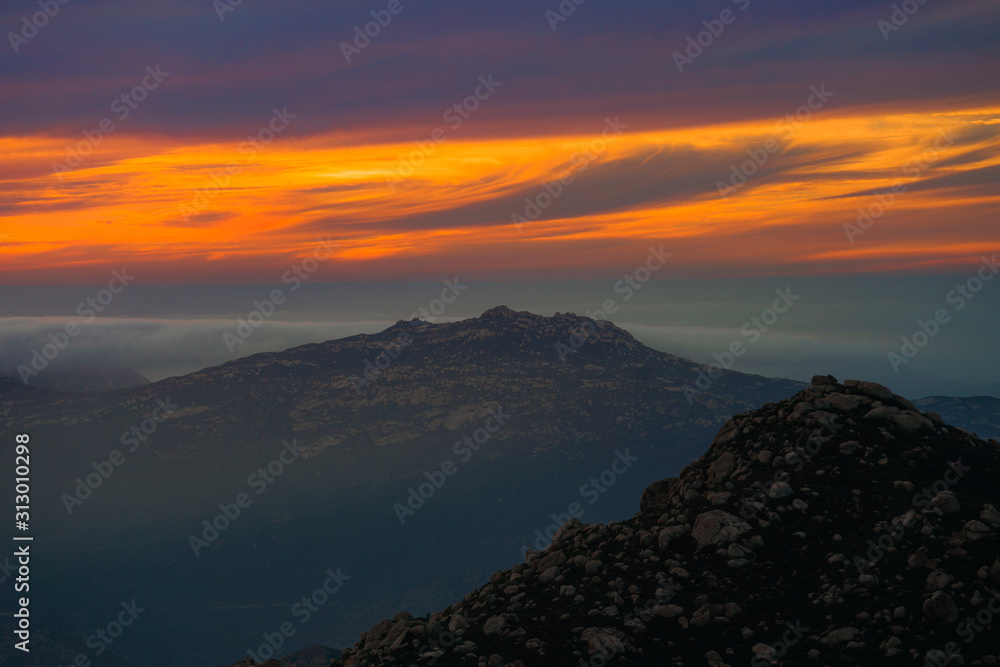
[1,0,998,284]
[1,0,999,397]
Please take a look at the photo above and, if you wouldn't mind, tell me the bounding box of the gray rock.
[821,626,859,646]
[890,411,933,433]
[926,570,951,590]
[931,491,960,513]
[483,615,505,636]
[923,591,959,623]
[963,520,991,541]
[692,510,751,548]
[981,504,1000,527]
[864,405,900,420]
[826,392,868,411]
[708,451,737,484]
[857,381,894,401]
[713,419,741,446]
[658,525,685,550]
[539,566,561,584]
[581,627,624,656]
[768,481,793,498]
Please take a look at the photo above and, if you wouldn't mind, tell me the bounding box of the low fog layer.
[1,277,997,399]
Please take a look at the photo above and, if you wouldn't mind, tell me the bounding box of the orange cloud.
[1,104,998,283]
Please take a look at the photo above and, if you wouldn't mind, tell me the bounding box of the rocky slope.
[328,375,1000,666]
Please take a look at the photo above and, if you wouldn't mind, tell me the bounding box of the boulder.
[692,511,751,548]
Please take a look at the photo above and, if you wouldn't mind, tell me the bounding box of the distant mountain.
[914,395,1000,441]
[1,307,804,666]
[328,376,1000,666]
[1,364,149,392]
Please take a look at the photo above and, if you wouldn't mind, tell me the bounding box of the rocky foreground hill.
[316,375,1000,666]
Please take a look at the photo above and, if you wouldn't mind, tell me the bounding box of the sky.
[0,0,998,397]
[0,0,998,283]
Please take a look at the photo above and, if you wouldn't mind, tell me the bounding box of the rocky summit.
[329,376,1000,667]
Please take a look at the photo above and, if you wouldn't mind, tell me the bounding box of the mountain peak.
[364,306,642,360]
[474,305,553,329]
[480,304,518,318]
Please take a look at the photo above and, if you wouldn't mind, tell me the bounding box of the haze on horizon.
[1,278,999,402]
